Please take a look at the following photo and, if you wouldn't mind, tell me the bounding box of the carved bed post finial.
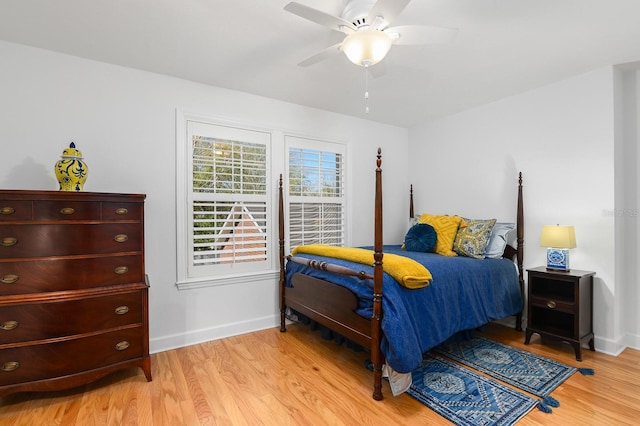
[278,174,287,332]
[409,184,414,220]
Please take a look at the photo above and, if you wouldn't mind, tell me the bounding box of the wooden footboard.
[285,273,371,348]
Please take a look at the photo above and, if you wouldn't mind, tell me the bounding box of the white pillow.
[484,222,516,258]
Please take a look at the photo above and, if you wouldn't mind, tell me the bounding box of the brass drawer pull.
[547,300,557,309]
[60,207,75,215]
[115,207,129,215]
[1,237,17,247]
[115,305,129,315]
[0,320,19,331]
[1,274,19,284]
[114,234,128,243]
[1,361,19,372]
[0,207,15,215]
[115,341,130,351]
[114,266,129,275]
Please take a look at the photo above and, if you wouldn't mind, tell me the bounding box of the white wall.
[615,65,640,349]
[408,67,631,355]
[0,41,410,353]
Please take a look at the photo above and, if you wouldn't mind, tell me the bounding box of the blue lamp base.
[546,248,570,272]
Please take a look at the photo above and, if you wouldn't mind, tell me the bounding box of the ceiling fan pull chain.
[364,64,370,114]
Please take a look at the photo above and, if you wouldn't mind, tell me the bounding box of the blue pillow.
[404,223,437,253]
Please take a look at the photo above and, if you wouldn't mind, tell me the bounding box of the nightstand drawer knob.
[115,305,129,315]
[115,207,129,215]
[0,320,19,331]
[115,341,130,351]
[114,234,129,243]
[1,237,17,247]
[1,361,19,372]
[0,207,15,215]
[1,274,19,284]
[546,300,557,309]
[60,207,75,215]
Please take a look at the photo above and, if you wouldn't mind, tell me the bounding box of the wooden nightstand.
[524,266,595,361]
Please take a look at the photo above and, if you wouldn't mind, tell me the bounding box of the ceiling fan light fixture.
[341,29,392,67]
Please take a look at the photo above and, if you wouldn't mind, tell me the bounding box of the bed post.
[278,174,287,332]
[371,148,384,401]
[409,184,414,221]
[515,172,524,332]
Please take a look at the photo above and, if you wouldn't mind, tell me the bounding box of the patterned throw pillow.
[403,223,437,252]
[418,214,466,257]
[453,218,497,259]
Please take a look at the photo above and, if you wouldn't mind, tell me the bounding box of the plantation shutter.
[188,121,271,278]
[286,138,345,251]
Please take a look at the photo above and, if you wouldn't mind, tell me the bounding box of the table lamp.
[539,225,577,271]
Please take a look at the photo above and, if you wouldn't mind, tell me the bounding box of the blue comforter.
[285,245,522,374]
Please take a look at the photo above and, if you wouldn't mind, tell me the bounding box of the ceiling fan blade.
[285,2,356,33]
[297,43,343,67]
[367,0,411,28]
[385,25,459,45]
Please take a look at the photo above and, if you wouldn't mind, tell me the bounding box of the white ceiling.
[2,0,640,128]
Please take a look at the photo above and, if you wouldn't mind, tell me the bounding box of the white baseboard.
[622,332,640,352]
[149,314,280,354]
[593,334,628,356]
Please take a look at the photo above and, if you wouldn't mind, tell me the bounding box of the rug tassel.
[579,367,595,375]
[537,400,553,413]
[543,395,560,407]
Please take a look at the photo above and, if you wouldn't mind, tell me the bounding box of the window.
[177,113,273,288]
[286,136,346,251]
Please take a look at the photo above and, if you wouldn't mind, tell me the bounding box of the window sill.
[175,270,280,290]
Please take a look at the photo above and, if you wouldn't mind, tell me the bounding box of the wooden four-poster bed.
[278,148,524,400]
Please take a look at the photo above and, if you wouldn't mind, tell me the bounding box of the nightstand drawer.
[529,295,574,313]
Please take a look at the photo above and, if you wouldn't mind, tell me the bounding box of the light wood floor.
[1,322,639,425]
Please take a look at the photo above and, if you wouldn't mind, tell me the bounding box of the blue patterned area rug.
[407,355,537,426]
[435,336,594,412]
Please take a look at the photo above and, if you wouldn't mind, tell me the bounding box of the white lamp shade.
[341,29,392,67]
[539,225,577,249]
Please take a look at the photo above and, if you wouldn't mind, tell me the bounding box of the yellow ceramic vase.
[55,142,88,192]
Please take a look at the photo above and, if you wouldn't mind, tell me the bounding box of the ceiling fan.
[284,0,458,68]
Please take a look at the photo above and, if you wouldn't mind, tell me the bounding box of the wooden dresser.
[0,190,151,397]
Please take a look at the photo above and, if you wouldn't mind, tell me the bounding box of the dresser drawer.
[33,201,101,221]
[0,326,144,386]
[0,201,32,221]
[0,291,143,344]
[0,255,143,295]
[102,202,143,220]
[0,223,142,258]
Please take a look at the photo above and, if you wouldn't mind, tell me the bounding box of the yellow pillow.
[418,214,466,256]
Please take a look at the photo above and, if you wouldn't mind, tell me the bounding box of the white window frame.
[176,111,277,289]
[284,135,347,254]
